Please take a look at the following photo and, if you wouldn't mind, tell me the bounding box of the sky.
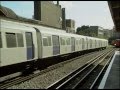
[1,1,114,30]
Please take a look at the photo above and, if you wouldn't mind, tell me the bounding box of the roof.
[108,1,120,32]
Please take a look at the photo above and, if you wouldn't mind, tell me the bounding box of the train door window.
[60,37,65,45]
[48,36,51,46]
[0,32,2,48]
[26,33,33,47]
[66,39,68,45]
[71,37,75,51]
[26,32,34,60]
[82,38,84,49]
[95,40,96,47]
[52,35,60,46]
[63,39,65,45]
[90,39,92,48]
[17,33,24,47]
[77,40,79,45]
[66,38,70,45]
[99,41,101,47]
[60,38,62,45]
[79,39,81,44]
[76,40,78,45]
[86,38,87,48]
[6,33,17,48]
[52,35,60,55]
[43,37,48,46]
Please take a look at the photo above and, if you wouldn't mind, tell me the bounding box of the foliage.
[76,25,97,37]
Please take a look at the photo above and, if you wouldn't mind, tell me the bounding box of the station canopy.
[108,1,120,32]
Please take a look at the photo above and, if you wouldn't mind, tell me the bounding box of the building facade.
[66,19,75,33]
[89,26,104,38]
[34,1,66,30]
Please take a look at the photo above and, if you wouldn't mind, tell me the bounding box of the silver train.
[0,17,108,75]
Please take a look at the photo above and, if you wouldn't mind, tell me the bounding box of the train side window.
[6,33,17,48]
[43,37,48,46]
[0,32,2,48]
[17,33,24,47]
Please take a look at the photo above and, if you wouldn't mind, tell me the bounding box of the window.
[48,36,51,46]
[90,39,92,48]
[60,37,65,45]
[82,38,84,49]
[43,38,48,46]
[95,40,96,47]
[17,33,24,47]
[79,39,81,44]
[71,37,75,45]
[0,32,2,48]
[43,36,51,46]
[26,32,33,47]
[76,40,79,45]
[52,35,59,46]
[6,33,17,48]
[66,38,70,45]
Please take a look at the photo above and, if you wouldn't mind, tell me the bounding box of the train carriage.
[0,16,108,77]
[0,19,38,67]
[113,39,120,47]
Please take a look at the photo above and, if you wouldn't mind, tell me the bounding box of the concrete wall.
[34,1,63,29]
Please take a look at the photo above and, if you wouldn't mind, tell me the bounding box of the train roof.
[1,18,35,32]
[0,5,108,41]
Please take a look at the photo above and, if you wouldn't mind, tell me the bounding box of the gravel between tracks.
[8,50,108,89]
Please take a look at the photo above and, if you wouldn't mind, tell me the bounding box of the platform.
[98,50,120,89]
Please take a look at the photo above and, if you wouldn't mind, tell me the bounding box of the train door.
[52,35,60,55]
[26,32,34,60]
[71,37,75,52]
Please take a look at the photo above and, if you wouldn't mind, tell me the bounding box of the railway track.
[0,48,115,89]
[47,48,116,89]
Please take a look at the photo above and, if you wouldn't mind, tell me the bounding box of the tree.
[76,25,89,35]
[81,25,89,30]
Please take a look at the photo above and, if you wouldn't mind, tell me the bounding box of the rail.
[47,48,116,89]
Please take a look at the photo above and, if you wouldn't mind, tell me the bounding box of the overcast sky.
[1,1,114,30]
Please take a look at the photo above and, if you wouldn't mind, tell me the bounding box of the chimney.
[62,8,66,30]
[34,1,41,21]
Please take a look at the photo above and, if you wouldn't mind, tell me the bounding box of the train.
[0,16,108,76]
[113,39,120,48]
